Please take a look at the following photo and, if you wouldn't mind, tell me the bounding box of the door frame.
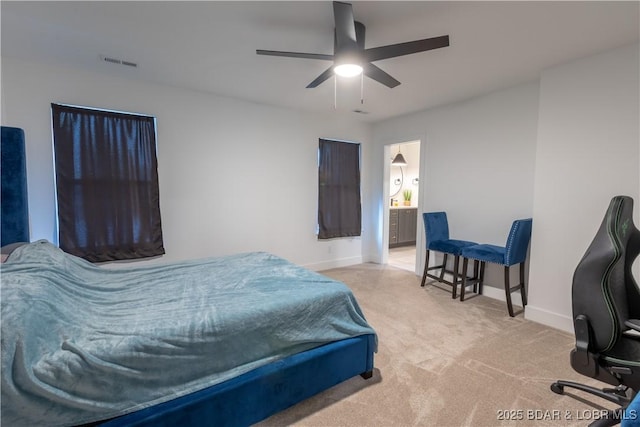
[382,139,423,275]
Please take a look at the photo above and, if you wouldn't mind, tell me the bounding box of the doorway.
[385,140,421,273]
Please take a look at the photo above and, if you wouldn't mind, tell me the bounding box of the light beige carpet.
[257,263,619,427]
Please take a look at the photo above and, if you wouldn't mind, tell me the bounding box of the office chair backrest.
[504,218,533,266]
[572,196,640,353]
[423,212,450,248]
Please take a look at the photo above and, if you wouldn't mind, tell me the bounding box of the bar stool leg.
[478,262,485,295]
[519,262,528,306]
[460,257,469,301]
[460,259,482,301]
[472,260,480,293]
[420,249,430,287]
[504,266,515,317]
[451,255,460,299]
[440,254,448,281]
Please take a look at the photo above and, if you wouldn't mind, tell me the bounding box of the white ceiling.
[2,1,639,122]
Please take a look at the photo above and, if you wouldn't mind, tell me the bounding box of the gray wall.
[1,57,372,270]
[370,81,540,291]
[527,43,640,330]
[369,43,640,330]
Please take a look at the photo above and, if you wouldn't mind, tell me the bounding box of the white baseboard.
[524,304,574,333]
[304,256,363,272]
[476,286,573,333]
[480,285,518,303]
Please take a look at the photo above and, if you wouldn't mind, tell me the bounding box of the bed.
[0,126,377,426]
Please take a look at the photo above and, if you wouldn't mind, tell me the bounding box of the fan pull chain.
[334,75,337,110]
[360,73,364,104]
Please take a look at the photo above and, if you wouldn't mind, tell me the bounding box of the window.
[51,103,164,262]
[318,139,361,239]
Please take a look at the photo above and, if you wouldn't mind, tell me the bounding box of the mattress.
[1,241,376,426]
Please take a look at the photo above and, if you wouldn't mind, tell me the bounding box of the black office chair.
[551,196,640,427]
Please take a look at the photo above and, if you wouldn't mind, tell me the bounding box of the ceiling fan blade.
[354,21,366,50]
[363,63,400,88]
[333,1,358,52]
[364,35,450,62]
[256,50,333,61]
[306,67,335,88]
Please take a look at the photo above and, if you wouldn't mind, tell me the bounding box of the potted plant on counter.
[403,189,412,206]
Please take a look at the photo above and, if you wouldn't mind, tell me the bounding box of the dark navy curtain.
[52,103,164,262]
[318,139,361,239]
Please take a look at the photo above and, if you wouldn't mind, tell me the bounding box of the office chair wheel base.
[550,383,564,395]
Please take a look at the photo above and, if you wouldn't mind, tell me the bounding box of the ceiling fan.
[256,1,450,89]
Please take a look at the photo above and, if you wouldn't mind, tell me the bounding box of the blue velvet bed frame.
[0,126,375,426]
[101,335,375,427]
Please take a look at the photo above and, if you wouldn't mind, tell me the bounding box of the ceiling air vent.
[99,55,138,68]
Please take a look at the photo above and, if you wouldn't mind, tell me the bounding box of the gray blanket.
[1,241,375,426]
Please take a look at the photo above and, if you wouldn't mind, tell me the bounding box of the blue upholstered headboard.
[1,126,30,246]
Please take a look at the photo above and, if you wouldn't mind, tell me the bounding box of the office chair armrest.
[575,315,592,354]
[624,319,640,335]
[570,315,622,382]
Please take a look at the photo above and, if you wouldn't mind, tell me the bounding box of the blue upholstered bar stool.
[420,212,477,298]
[460,218,533,317]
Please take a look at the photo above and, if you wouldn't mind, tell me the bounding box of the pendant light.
[392,146,407,166]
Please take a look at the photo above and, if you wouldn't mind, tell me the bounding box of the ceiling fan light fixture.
[334,63,363,77]
[256,2,450,89]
